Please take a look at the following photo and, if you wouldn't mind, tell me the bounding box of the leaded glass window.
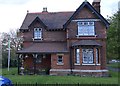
[77,22,95,36]
[34,28,42,39]
[75,49,80,64]
[82,48,94,63]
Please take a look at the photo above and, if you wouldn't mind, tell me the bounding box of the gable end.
[28,16,47,29]
[63,1,110,29]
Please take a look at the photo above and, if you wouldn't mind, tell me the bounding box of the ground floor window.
[96,48,99,64]
[57,55,63,64]
[75,49,80,64]
[74,47,100,65]
[36,54,42,63]
[82,48,94,64]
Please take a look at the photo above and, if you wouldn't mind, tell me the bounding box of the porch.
[17,53,51,75]
[16,42,68,75]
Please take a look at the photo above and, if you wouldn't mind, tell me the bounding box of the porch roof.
[72,40,101,47]
[17,42,69,54]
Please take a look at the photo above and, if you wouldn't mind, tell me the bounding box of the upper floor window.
[77,22,95,36]
[34,28,42,39]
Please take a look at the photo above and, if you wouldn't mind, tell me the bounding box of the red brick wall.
[36,55,51,69]
[23,54,51,70]
[22,21,66,43]
[74,65,101,70]
[20,20,66,49]
[43,31,66,41]
[74,7,97,19]
[67,10,107,39]
[66,5,107,71]
[100,40,107,69]
[51,53,70,69]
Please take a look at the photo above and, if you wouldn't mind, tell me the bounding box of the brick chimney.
[92,0,101,13]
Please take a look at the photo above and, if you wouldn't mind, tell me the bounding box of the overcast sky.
[0,0,119,33]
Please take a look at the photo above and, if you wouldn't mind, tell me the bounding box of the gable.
[74,6,98,19]
[63,1,110,29]
[28,17,47,29]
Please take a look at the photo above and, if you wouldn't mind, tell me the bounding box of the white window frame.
[34,28,42,39]
[77,21,95,36]
[75,49,80,64]
[96,48,99,64]
[82,48,94,64]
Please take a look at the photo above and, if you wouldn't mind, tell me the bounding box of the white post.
[0,33,2,75]
[118,1,120,11]
[8,36,11,71]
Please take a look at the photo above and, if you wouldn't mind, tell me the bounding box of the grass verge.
[2,67,119,84]
[3,75,119,84]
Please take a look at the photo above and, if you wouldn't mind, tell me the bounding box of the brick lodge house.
[17,0,110,76]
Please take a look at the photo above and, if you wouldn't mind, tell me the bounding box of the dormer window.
[34,28,42,39]
[77,21,95,36]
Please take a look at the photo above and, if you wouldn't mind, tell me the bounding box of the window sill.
[74,63,80,65]
[76,35,97,38]
[57,63,64,65]
[96,64,101,65]
[82,64,101,65]
[32,38,43,41]
[82,64,95,65]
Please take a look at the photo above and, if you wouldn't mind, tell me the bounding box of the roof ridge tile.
[28,11,74,14]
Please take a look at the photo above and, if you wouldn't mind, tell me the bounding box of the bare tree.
[1,29,23,67]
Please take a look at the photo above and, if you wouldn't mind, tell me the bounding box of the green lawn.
[2,68,18,75]
[2,67,119,84]
[4,75,119,84]
[107,63,120,68]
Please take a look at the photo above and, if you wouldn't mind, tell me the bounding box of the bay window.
[74,48,100,65]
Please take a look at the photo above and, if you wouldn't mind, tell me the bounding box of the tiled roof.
[17,42,69,54]
[72,40,101,47]
[20,1,110,30]
[20,12,74,30]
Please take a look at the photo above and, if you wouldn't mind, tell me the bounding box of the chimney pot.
[27,10,29,13]
[42,7,48,12]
